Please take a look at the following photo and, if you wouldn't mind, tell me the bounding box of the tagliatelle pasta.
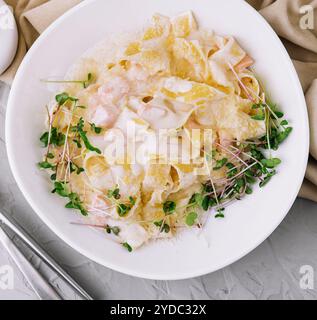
[38,12,292,252]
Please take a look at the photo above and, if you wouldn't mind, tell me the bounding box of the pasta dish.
[38,12,292,252]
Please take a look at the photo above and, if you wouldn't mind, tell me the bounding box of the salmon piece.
[235,55,254,73]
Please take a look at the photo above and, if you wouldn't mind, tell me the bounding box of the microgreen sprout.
[154,220,170,233]
[122,242,133,252]
[107,187,136,217]
[42,73,95,89]
[215,208,225,218]
[213,158,228,170]
[185,212,198,226]
[71,118,101,154]
[90,123,102,134]
[105,225,121,236]
[163,201,176,215]
[52,181,87,215]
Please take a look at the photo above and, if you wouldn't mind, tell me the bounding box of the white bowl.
[0,0,18,75]
[6,0,309,280]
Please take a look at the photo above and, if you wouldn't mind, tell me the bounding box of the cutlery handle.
[0,212,93,300]
[0,227,61,300]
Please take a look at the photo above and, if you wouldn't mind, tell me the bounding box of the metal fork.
[0,226,61,299]
[0,211,93,300]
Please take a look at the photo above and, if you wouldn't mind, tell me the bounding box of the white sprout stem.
[70,222,108,229]
[60,102,76,174]
[221,187,235,201]
[159,216,168,233]
[228,161,258,181]
[226,139,264,145]
[45,105,53,159]
[228,144,264,168]
[221,184,233,199]
[227,62,256,102]
[219,182,229,199]
[41,79,84,85]
[64,142,71,183]
[216,142,248,167]
[86,206,113,217]
[61,109,81,119]
[61,122,72,164]
[265,109,272,158]
[45,103,64,159]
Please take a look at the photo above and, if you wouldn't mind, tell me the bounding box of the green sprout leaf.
[276,127,293,144]
[52,181,87,215]
[261,158,281,169]
[74,118,101,154]
[52,181,69,197]
[185,212,198,226]
[38,161,55,170]
[245,186,253,195]
[213,158,228,170]
[111,226,121,236]
[201,196,210,211]
[107,187,121,200]
[122,242,133,252]
[259,170,277,188]
[163,201,176,215]
[55,92,78,106]
[40,127,65,148]
[154,220,170,233]
[90,123,102,134]
[226,162,238,178]
[105,225,120,236]
[215,208,225,218]
[251,113,265,121]
[116,204,130,217]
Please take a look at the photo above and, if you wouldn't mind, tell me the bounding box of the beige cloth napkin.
[0,0,81,82]
[1,0,317,202]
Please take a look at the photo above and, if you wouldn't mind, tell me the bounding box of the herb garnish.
[154,220,170,233]
[117,204,131,217]
[42,73,95,89]
[55,92,78,106]
[72,118,101,154]
[105,225,120,236]
[122,242,133,252]
[38,161,56,170]
[52,181,87,216]
[90,123,102,134]
[215,208,225,218]
[40,127,65,148]
[185,99,291,222]
[69,161,85,175]
[107,187,136,217]
[163,201,176,215]
[107,187,121,199]
[213,158,228,170]
[185,212,198,226]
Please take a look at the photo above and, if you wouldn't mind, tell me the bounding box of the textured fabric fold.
[247,0,317,202]
[0,0,81,83]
